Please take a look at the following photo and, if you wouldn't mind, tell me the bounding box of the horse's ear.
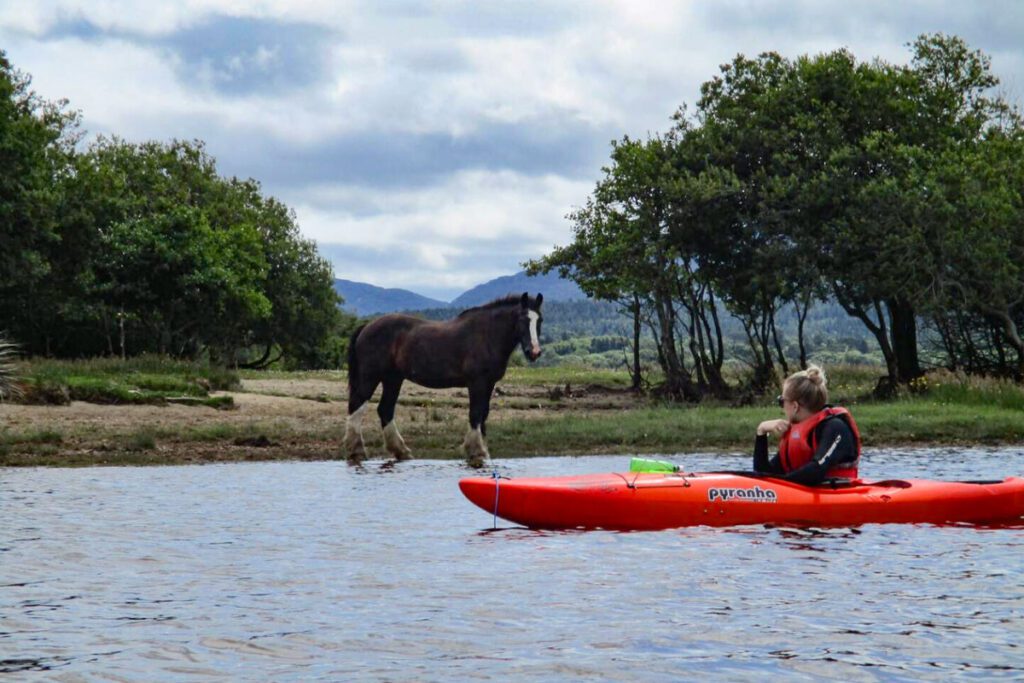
[520,292,529,308]
[535,293,543,308]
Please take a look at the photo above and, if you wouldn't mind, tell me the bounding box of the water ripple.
[2,449,1023,679]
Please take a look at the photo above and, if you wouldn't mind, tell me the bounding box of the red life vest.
[778,406,860,479]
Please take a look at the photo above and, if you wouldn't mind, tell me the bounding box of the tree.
[54,137,347,365]
[224,181,347,369]
[818,35,1015,384]
[929,131,1024,377]
[0,50,80,353]
[530,136,703,399]
[688,51,829,388]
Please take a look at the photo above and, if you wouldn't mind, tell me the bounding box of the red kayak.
[459,471,1024,530]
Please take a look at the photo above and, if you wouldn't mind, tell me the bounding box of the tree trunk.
[118,309,126,360]
[930,312,957,370]
[833,283,898,381]
[631,294,642,392]
[653,291,698,401]
[993,310,1024,380]
[795,294,811,369]
[238,343,276,370]
[887,297,921,382]
[769,308,788,377]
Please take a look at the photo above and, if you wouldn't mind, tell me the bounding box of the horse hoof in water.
[383,422,413,461]
[345,441,367,466]
[461,430,490,470]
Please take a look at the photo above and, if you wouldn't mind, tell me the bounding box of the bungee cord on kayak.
[490,469,509,530]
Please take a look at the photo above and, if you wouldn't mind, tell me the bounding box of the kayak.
[459,470,1024,530]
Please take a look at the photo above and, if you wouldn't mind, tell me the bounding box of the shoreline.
[2,389,1022,468]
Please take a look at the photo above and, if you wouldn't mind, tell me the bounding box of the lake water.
[3,448,1023,681]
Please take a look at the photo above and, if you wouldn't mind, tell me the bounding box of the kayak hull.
[459,472,1024,530]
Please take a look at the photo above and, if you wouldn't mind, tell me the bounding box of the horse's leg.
[378,375,412,461]
[462,380,493,468]
[345,378,379,464]
[480,382,495,438]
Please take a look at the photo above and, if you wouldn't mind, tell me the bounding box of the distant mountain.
[334,271,587,317]
[449,270,586,308]
[333,279,448,316]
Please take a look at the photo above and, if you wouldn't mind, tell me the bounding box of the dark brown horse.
[345,292,544,467]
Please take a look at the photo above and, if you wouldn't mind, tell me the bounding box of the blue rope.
[491,469,501,529]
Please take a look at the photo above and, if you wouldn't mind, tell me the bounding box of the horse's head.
[516,292,544,361]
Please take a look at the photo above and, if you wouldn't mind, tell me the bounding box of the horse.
[344,292,544,467]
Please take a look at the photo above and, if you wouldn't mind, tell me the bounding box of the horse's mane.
[456,294,526,318]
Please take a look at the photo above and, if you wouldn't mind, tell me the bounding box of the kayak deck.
[459,472,1024,530]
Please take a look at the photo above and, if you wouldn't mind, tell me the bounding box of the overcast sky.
[2,1,1022,300]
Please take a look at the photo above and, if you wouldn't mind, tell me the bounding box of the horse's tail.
[347,323,367,390]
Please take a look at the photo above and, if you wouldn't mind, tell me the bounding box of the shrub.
[0,336,22,402]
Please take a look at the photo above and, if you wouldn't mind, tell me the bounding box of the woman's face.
[779,384,802,422]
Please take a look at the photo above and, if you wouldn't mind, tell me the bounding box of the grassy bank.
[16,356,237,408]
[0,361,1022,466]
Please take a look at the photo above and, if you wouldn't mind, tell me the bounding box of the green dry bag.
[629,457,680,473]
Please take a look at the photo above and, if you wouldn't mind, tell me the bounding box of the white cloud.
[2,1,1023,297]
[296,170,590,296]
[294,169,588,247]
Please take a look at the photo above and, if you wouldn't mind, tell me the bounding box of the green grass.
[19,355,239,406]
[3,360,1023,466]
[122,427,158,451]
[181,420,304,443]
[909,369,1024,411]
[462,397,1024,461]
[237,369,345,382]
[0,427,65,445]
[504,364,637,388]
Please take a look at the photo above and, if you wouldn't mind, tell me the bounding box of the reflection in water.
[772,526,863,553]
[2,449,1023,680]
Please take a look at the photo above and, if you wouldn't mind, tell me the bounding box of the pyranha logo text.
[707,486,778,503]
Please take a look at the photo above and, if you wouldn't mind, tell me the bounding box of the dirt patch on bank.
[0,376,636,466]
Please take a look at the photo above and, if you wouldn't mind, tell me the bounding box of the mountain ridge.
[332,279,448,316]
[334,270,585,316]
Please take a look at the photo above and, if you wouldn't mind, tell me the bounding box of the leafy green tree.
[0,50,80,353]
[928,131,1024,377]
[69,139,268,358]
[816,35,1015,384]
[687,51,827,388]
[222,181,347,369]
[530,136,703,398]
[58,137,346,365]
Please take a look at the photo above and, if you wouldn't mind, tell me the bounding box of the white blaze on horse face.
[528,310,541,356]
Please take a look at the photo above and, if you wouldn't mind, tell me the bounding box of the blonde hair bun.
[784,364,829,411]
[804,364,827,387]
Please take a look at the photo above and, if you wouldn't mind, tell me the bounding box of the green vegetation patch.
[504,364,635,389]
[18,356,239,407]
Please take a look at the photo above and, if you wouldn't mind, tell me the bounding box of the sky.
[2,1,1023,300]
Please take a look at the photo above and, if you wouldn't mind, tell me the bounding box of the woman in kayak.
[753,364,861,485]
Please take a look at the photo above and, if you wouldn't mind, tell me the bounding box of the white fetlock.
[462,427,491,468]
[345,404,368,461]
[383,421,413,461]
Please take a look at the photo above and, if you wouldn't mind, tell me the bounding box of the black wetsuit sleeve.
[752,434,784,474]
[780,418,856,486]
